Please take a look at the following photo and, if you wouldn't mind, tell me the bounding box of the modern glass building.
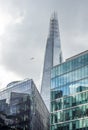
[0,79,49,130]
[41,12,63,110]
[50,50,88,130]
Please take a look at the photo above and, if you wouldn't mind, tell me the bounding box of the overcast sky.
[0,0,88,90]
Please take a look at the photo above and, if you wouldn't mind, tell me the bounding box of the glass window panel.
[86,119,88,127]
[86,105,88,116]
[51,78,56,89]
[79,120,83,128]
[76,94,79,105]
[76,120,79,129]
[51,68,56,78]
[51,101,56,112]
[72,121,76,129]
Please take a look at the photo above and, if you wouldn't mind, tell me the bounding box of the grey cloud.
[0,0,88,87]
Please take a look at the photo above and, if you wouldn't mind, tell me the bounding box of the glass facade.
[41,13,63,111]
[50,51,88,130]
[0,79,49,130]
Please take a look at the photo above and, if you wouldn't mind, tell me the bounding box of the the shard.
[41,13,63,110]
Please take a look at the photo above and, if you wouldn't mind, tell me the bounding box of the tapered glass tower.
[41,13,63,110]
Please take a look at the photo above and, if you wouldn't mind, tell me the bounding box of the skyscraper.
[41,13,63,110]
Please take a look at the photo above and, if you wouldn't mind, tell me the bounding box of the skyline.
[0,0,88,90]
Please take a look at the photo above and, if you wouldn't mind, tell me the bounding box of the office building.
[41,13,63,110]
[50,50,88,130]
[0,79,49,130]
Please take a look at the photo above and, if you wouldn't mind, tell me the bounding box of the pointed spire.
[49,12,59,38]
[41,13,63,110]
[51,11,58,20]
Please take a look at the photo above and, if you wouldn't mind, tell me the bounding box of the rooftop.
[66,50,88,61]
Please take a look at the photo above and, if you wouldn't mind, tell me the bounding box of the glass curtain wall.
[50,51,88,130]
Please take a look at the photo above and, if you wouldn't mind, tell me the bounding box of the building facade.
[50,50,88,130]
[0,79,49,130]
[41,13,63,110]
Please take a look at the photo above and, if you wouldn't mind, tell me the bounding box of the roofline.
[66,50,88,61]
[51,50,88,70]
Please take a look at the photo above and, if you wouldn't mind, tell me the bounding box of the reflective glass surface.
[51,53,88,78]
[51,52,88,130]
[0,79,49,130]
